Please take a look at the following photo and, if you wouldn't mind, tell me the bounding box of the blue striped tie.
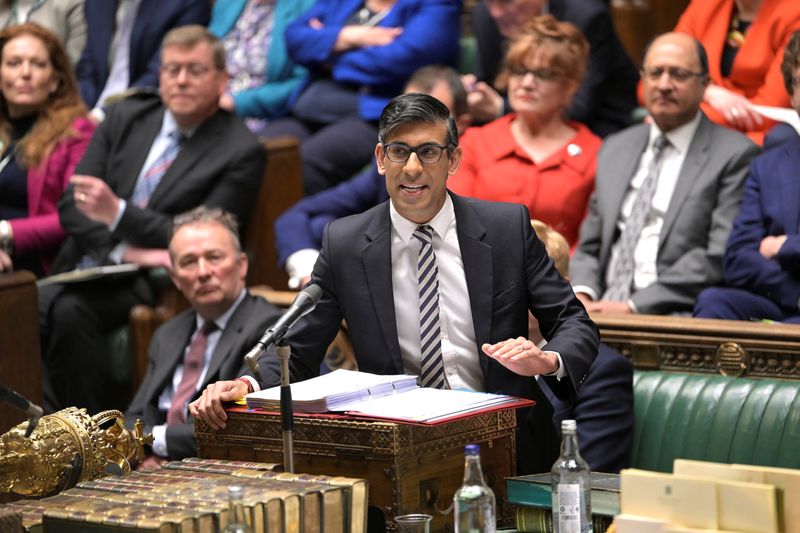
[413,225,446,389]
[131,131,183,208]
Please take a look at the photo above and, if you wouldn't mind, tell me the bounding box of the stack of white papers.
[246,369,418,413]
[245,369,529,424]
[336,387,523,423]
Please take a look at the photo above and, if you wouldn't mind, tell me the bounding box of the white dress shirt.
[151,289,247,457]
[389,195,484,391]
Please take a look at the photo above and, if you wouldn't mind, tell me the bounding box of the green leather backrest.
[632,370,800,472]
[460,36,477,75]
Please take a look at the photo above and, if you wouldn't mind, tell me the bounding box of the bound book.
[9,457,366,533]
[516,507,613,533]
[245,368,532,424]
[506,471,620,516]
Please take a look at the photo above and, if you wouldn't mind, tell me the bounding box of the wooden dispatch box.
[195,407,518,532]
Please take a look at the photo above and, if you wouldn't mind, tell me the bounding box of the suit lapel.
[119,107,164,199]
[659,116,712,252]
[452,194,492,377]
[779,142,800,235]
[362,203,404,373]
[150,311,196,398]
[203,297,252,387]
[147,112,224,207]
[27,161,47,216]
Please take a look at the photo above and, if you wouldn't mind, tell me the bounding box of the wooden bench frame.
[594,313,800,380]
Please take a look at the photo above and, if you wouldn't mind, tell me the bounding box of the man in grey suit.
[126,207,281,468]
[39,26,265,414]
[570,33,759,316]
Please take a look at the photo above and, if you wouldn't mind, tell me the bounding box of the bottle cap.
[561,419,577,431]
[464,444,480,455]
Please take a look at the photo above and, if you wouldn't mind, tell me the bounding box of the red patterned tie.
[166,321,217,425]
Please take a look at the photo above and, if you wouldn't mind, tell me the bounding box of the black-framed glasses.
[507,65,560,82]
[382,143,451,164]
[641,67,705,83]
[161,62,213,80]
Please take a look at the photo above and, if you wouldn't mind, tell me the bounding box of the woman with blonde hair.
[449,15,600,249]
[0,22,94,276]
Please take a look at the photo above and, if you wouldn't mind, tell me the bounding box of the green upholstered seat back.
[632,371,800,472]
[460,36,477,75]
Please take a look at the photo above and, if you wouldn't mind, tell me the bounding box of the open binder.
[245,369,532,425]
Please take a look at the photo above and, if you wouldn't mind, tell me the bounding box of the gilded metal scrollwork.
[0,407,152,496]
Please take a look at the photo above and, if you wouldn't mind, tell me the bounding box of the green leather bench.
[632,370,800,472]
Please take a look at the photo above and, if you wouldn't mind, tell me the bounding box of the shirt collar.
[389,193,455,243]
[162,110,198,140]
[194,288,247,332]
[650,111,702,156]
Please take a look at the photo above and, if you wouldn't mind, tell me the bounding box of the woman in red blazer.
[0,23,94,276]
[674,0,800,145]
[449,15,601,249]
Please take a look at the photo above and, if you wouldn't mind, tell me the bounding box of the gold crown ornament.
[0,407,152,496]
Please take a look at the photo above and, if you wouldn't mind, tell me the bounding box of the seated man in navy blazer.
[39,26,265,414]
[532,220,633,474]
[192,93,599,474]
[694,32,800,323]
[126,207,281,468]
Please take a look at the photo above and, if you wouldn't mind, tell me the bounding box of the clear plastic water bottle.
[223,485,252,533]
[454,444,496,533]
[551,420,592,533]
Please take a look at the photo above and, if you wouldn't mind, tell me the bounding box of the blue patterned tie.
[413,225,446,389]
[130,131,183,208]
[604,135,670,301]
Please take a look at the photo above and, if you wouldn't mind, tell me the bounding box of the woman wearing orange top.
[674,0,800,144]
[449,15,600,249]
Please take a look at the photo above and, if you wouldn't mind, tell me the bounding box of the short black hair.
[377,93,459,148]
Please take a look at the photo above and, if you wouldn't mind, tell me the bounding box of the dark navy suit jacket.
[275,166,387,267]
[126,295,281,459]
[723,136,800,309]
[259,193,600,473]
[77,0,210,107]
[539,342,633,473]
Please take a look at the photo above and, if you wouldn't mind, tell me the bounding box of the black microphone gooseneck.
[243,284,323,373]
[0,382,43,437]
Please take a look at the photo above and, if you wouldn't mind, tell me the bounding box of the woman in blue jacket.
[259,0,461,194]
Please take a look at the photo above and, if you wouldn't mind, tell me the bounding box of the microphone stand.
[277,338,294,473]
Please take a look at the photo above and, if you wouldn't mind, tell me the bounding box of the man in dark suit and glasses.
[192,93,599,474]
[39,26,265,414]
[126,207,281,469]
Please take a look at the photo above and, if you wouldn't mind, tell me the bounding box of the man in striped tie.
[194,93,599,474]
[39,26,265,415]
